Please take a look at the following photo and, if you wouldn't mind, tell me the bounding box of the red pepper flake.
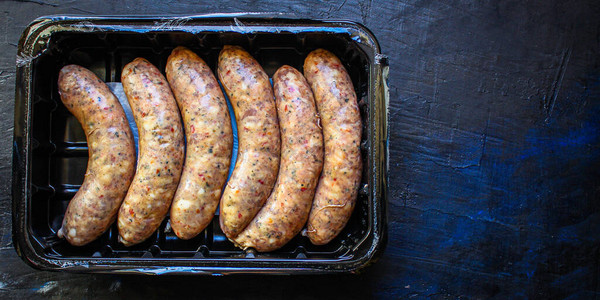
[227,70,231,75]
[141,112,146,117]
[99,195,104,198]
[333,178,337,181]
[238,213,242,219]
[196,209,200,213]
[103,107,109,110]
[284,105,288,112]
[258,179,265,185]
[190,125,195,133]
[156,169,160,174]
[301,187,307,192]
[171,127,174,132]
[129,208,134,215]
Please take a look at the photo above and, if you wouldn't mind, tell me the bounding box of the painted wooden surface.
[1,0,599,298]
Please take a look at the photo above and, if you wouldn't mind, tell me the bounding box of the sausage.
[233,65,323,252]
[166,47,233,240]
[56,65,136,246]
[217,45,281,239]
[117,58,185,246]
[304,49,363,245]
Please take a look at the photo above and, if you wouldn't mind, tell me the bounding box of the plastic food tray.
[12,14,389,274]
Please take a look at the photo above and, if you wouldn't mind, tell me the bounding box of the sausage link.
[57,65,136,246]
[166,47,233,240]
[217,45,281,239]
[118,58,185,246]
[304,49,363,245]
[233,65,323,252]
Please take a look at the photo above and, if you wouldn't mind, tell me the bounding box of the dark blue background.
[0,0,599,298]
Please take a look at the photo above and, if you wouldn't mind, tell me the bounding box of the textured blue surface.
[1,0,600,299]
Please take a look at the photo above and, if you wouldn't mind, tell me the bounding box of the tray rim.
[12,14,388,275]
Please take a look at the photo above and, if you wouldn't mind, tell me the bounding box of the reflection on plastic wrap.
[232,17,248,32]
[152,17,192,31]
[106,83,139,150]
[73,21,103,32]
[16,52,42,68]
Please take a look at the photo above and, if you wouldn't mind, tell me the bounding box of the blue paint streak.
[399,102,600,285]
[518,121,600,160]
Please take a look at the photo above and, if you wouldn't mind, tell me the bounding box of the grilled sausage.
[166,47,233,240]
[118,58,185,246]
[217,45,281,239]
[233,65,323,252]
[304,49,363,245]
[57,65,136,246]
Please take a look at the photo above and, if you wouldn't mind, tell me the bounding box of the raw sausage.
[217,45,280,239]
[57,65,136,246]
[304,49,363,245]
[118,58,185,246]
[166,46,233,240]
[233,65,323,252]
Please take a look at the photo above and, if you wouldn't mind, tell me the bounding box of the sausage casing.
[57,65,136,246]
[233,65,323,252]
[304,49,363,245]
[166,47,233,240]
[217,45,281,239]
[118,58,185,246]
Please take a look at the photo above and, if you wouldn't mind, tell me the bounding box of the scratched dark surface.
[1,0,600,299]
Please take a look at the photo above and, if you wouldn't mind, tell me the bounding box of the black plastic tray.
[12,14,389,274]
